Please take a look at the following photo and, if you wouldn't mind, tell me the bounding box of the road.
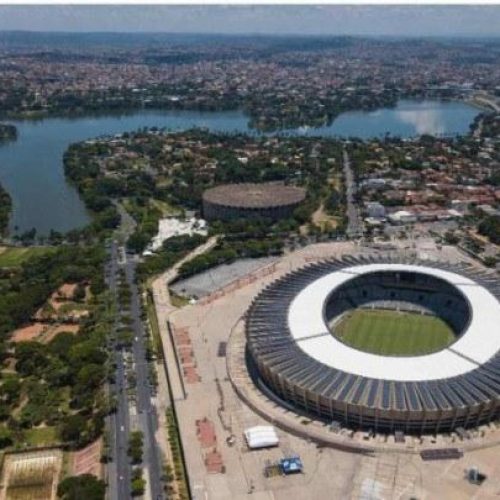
[124,257,164,500]
[107,223,216,500]
[106,240,132,500]
[107,245,165,500]
[107,197,165,500]
[342,148,363,238]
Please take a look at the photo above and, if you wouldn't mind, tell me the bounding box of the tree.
[131,468,146,497]
[483,256,498,268]
[14,343,48,377]
[0,377,21,406]
[478,215,500,245]
[128,431,144,464]
[57,474,106,500]
[0,427,13,448]
[59,414,87,445]
[444,230,459,245]
[127,231,151,254]
[72,283,86,302]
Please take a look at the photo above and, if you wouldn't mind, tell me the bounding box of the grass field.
[0,246,55,267]
[23,426,58,447]
[333,309,455,356]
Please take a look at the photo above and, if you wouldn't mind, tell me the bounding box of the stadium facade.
[246,255,500,434]
[202,183,306,221]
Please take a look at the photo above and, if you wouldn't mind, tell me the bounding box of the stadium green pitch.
[332,309,456,356]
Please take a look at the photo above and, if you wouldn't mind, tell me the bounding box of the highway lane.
[124,257,164,500]
[343,148,363,238]
[107,216,216,500]
[106,240,132,500]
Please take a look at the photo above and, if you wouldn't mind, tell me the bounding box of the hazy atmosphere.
[1,5,500,36]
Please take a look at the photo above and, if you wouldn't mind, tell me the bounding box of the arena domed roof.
[202,183,306,209]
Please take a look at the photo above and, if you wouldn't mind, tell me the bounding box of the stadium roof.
[288,263,500,381]
[246,255,500,426]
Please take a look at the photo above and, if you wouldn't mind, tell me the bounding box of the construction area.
[155,239,500,500]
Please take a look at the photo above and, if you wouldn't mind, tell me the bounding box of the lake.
[0,99,479,235]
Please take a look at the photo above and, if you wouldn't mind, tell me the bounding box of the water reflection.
[396,108,446,136]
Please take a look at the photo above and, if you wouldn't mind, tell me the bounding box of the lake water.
[0,100,479,235]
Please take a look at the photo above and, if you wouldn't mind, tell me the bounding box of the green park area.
[0,246,55,267]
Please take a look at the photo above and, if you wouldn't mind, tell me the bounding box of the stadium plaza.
[162,239,500,500]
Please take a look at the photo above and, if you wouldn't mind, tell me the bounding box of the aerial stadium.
[202,183,306,221]
[246,254,500,435]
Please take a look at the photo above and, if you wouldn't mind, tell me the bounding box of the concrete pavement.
[151,236,217,403]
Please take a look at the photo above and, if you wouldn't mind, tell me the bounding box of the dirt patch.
[40,324,80,344]
[10,323,47,343]
[10,322,81,345]
[35,283,88,321]
[312,203,339,231]
[56,283,78,301]
[45,284,77,314]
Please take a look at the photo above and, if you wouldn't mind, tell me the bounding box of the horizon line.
[1,30,500,39]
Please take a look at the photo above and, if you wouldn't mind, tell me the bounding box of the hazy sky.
[0,5,500,37]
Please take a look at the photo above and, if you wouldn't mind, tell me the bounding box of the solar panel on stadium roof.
[337,375,357,401]
[427,383,451,410]
[350,378,368,405]
[320,371,347,397]
[416,384,437,411]
[381,382,392,410]
[394,382,407,411]
[405,383,422,411]
[439,383,463,408]
[462,376,496,403]
[476,370,500,392]
[448,381,476,406]
[366,380,380,407]
[300,364,329,388]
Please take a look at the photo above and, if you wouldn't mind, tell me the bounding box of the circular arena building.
[202,183,306,221]
[246,255,500,434]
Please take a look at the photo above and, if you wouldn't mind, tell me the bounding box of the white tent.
[244,426,279,449]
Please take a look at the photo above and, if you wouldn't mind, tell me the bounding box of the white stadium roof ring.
[288,264,500,382]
